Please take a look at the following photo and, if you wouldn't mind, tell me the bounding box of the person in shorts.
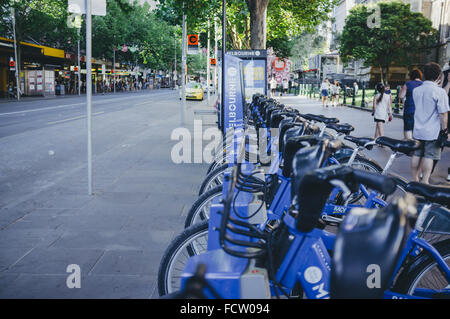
[320,78,330,107]
[372,83,393,140]
[399,69,423,139]
[331,80,340,107]
[411,62,449,184]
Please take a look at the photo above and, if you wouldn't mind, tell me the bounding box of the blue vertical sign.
[223,54,244,134]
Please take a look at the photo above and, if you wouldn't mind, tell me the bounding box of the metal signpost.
[68,0,106,195]
[181,14,187,125]
[11,8,20,101]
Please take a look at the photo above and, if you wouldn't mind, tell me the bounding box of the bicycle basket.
[219,162,268,259]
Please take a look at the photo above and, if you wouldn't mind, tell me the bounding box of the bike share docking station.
[180,53,272,298]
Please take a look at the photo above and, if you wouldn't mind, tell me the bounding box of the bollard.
[352,87,356,106]
[361,84,366,108]
[394,85,401,114]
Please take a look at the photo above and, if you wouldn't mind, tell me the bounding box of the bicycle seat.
[331,198,410,298]
[344,136,375,150]
[375,137,420,155]
[326,123,355,135]
[406,182,450,207]
[302,114,339,125]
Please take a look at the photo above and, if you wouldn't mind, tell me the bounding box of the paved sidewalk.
[0,91,215,299]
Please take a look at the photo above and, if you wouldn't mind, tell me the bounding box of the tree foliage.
[157,0,336,57]
[338,1,438,83]
[0,0,182,72]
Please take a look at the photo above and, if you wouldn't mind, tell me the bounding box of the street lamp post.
[86,0,93,195]
[181,14,187,125]
[207,19,211,104]
[113,47,116,94]
[221,0,226,132]
[78,27,81,96]
[11,8,20,101]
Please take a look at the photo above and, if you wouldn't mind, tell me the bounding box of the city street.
[0,91,448,298]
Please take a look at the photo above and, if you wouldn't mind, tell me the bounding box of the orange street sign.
[188,34,199,46]
[210,58,216,66]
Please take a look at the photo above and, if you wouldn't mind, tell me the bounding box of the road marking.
[0,91,176,117]
[47,112,105,125]
[0,103,85,116]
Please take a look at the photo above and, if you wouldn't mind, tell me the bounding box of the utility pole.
[214,17,218,93]
[207,19,211,104]
[174,37,177,89]
[221,0,226,132]
[77,27,81,96]
[113,48,116,94]
[181,14,187,125]
[11,8,20,101]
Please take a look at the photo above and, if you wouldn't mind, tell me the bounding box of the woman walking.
[399,69,423,139]
[372,83,393,140]
[331,80,340,107]
[320,78,330,107]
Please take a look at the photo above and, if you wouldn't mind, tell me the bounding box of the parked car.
[179,82,204,101]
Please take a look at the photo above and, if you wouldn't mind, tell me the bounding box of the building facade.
[322,0,450,85]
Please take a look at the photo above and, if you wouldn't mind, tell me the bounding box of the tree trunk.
[246,0,269,50]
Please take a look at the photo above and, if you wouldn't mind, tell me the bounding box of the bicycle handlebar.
[352,169,397,196]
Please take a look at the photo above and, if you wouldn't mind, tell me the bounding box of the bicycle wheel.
[185,186,222,228]
[157,221,209,296]
[393,239,450,298]
[199,164,228,195]
[334,155,383,205]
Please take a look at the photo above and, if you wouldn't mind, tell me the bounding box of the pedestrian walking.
[320,78,330,107]
[270,77,277,97]
[441,61,450,182]
[372,83,393,140]
[331,80,340,107]
[353,82,359,96]
[282,79,289,96]
[399,69,423,140]
[410,62,449,184]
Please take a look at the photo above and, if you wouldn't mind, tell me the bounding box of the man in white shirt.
[411,62,449,184]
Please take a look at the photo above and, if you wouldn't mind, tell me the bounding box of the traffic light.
[210,58,216,66]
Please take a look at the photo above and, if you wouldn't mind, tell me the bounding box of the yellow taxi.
[179,82,204,101]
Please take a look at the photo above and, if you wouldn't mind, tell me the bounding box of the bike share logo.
[304,266,329,299]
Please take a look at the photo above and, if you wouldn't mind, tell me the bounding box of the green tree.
[338,1,438,84]
[91,0,180,72]
[157,0,336,57]
[0,0,78,76]
[290,29,328,71]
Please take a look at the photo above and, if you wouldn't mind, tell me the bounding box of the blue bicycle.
[176,145,450,299]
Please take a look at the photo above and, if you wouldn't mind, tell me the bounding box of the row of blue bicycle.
[158,94,450,299]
